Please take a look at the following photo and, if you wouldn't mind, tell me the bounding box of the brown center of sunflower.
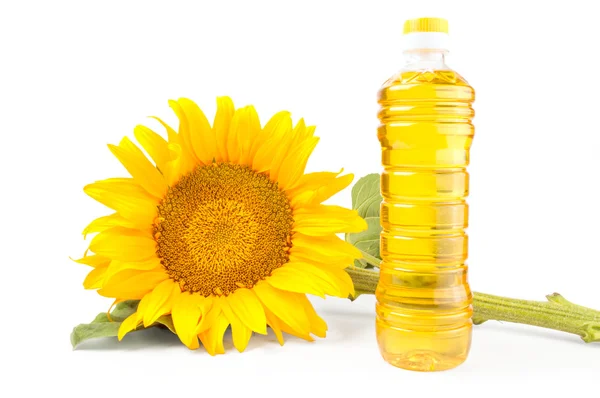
[154,163,294,296]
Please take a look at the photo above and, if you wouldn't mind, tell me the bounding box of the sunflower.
[76,97,366,354]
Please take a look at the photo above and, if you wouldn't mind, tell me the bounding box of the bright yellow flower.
[76,97,366,354]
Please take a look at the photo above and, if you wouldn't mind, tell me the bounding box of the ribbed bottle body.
[376,69,475,371]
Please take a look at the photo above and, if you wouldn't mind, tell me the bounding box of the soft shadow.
[316,302,375,341]
[74,297,378,352]
[74,327,181,351]
[75,326,306,353]
[225,308,375,352]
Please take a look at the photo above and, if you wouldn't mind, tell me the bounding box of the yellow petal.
[248,115,273,162]
[292,232,362,259]
[263,306,285,345]
[290,190,315,208]
[118,313,141,340]
[104,257,163,281]
[135,294,151,324]
[108,137,167,199]
[177,98,217,164]
[82,213,137,238]
[98,269,169,299]
[231,322,252,353]
[267,266,327,298]
[220,298,252,353]
[290,252,356,271]
[152,114,195,176]
[83,264,109,289]
[213,96,235,162]
[226,106,256,164]
[226,288,267,335]
[83,178,158,228]
[289,118,312,149]
[289,171,354,207]
[293,205,367,235]
[312,172,354,204]
[71,254,110,268]
[198,314,229,356]
[263,305,313,342]
[252,111,292,173]
[168,99,196,160]
[235,106,261,165]
[298,295,327,338]
[134,125,170,172]
[253,281,311,336]
[265,128,296,181]
[284,261,354,298]
[89,227,156,262]
[168,100,199,173]
[283,261,353,297]
[277,136,319,190]
[317,264,355,298]
[172,292,206,349]
[150,117,191,179]
[266,117,313,181]
[150,116,178,144]
[290,233,362,267]
[288,170,340,194]
[142,279,179,327]
[163,143,184,186]
[196,297,218,334]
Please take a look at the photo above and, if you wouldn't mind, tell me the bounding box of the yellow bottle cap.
[403,17,449,35]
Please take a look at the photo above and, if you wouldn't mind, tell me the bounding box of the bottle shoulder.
[379,69,475,102]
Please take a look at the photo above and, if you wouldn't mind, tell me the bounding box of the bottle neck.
[402,49,448,70]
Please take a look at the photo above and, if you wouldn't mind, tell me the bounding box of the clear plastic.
[376,49,475,371]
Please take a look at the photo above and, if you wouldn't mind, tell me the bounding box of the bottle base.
[376,320,472,372]
[381,350,468,372]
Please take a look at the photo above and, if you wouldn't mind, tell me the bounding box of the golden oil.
[376,18,475,371]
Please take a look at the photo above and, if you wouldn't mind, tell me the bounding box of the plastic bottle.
[375,17,475,371]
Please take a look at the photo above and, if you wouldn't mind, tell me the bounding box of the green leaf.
[92,312,111,323]
[346,217,382,267]
[110,300,139,321]
[351,173,381,219]
[70,320,122,348]
[346,174,383,268]
[70,300,176,348]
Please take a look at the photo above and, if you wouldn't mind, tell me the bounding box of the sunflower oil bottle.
[375,18,475,371]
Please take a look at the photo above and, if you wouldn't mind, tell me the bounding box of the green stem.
[346,266,600,343]
[348,266,380,298]
[358,251,383,269]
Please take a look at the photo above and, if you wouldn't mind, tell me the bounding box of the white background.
[1,0,599,396]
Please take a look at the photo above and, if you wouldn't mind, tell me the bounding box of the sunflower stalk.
[346,265,600,343]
